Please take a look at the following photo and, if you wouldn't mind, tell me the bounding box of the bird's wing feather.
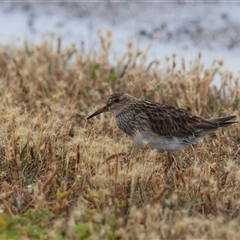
[143,102,218,137]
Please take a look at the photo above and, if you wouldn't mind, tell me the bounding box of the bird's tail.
[209,116,237,127]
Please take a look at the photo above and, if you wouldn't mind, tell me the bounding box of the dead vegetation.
[0,32,239,239]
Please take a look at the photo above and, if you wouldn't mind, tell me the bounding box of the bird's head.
[87,92,134,119]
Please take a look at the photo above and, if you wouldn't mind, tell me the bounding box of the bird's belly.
[132,131,201,152]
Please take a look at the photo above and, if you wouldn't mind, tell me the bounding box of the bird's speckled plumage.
[87,92,236,152]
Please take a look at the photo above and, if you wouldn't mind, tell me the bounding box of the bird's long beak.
[87,105,109,120]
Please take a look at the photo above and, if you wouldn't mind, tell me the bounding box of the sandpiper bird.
[87,92,236,152]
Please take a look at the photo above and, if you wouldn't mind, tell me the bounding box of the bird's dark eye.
[114,98,119,103]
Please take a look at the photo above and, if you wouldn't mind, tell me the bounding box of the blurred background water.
[1,1,240,81]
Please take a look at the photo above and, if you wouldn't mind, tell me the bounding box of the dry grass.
[0,32,239,239]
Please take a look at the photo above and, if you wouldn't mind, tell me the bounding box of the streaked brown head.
[87,92,134,119]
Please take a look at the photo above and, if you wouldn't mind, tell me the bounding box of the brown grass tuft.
[0,34,239,239]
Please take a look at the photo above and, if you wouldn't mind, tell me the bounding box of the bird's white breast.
[132,131,203,152]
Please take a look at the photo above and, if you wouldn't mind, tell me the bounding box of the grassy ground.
[0,33,239,239]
